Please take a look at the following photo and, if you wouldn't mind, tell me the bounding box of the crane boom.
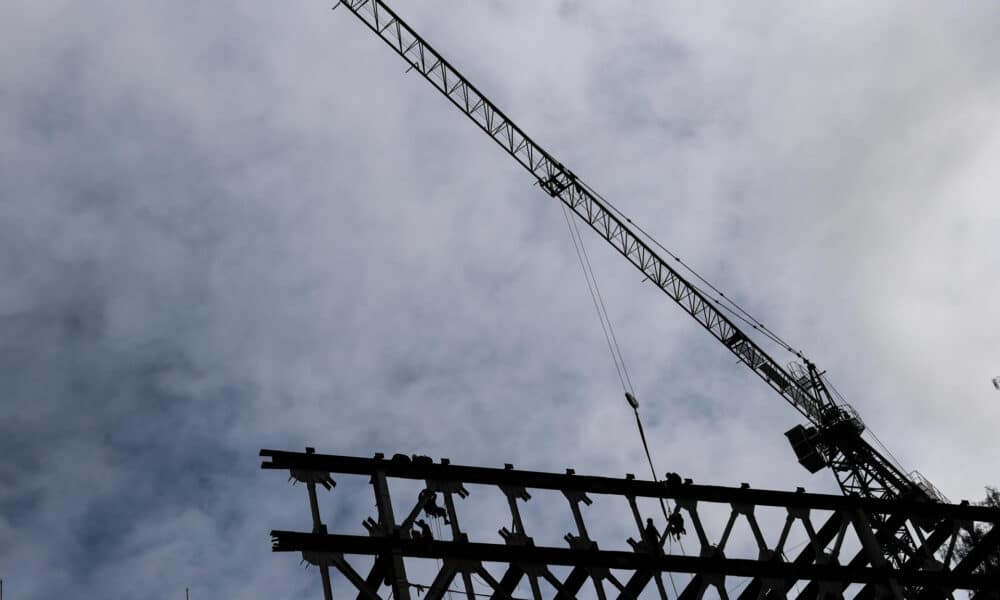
[335,0,936,563]
[340,0,825,425]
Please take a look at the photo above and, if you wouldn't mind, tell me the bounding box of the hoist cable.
[562,201,689,589]
[632,407,670,522]
[564,200,687,591]
[630,404,684,598]
[561,205,629,393]
[568,207,636,395]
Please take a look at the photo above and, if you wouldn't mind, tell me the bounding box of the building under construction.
[264,2,1000,599]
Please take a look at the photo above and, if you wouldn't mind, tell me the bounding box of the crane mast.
[334,0,939,565]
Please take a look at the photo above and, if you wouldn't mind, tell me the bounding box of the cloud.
[2,1,998,597]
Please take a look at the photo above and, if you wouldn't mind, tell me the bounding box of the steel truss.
[262,449,999,600]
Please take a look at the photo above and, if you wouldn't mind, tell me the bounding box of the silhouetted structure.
[263,448,1000,600]
[329,0,956,571]
[287,2,999,597]
[956,487,1000,600]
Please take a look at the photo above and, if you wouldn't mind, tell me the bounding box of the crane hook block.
[625,392,639,409]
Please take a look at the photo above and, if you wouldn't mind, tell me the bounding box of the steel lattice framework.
[263,449,1000,600]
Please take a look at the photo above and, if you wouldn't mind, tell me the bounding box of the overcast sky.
[2,1,999,598]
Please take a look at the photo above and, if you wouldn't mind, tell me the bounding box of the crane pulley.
[333,0,939,566]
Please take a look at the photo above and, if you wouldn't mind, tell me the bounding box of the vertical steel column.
[625,495,669,600]
[442,491,477,600]
[563,487,592,544]
[373,470,412,600]
[303,448,335,600]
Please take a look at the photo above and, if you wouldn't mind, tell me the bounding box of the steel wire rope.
[568,206,637,395]
[560,204,630,394]
[631,403,684,600]
[561,204,684,596]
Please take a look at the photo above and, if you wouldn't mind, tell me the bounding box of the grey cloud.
[2,1,998,598]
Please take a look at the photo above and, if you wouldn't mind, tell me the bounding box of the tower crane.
[332,0,946,566]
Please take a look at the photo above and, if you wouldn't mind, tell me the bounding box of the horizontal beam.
[270,530,999,591]
[260,449,1000,523]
